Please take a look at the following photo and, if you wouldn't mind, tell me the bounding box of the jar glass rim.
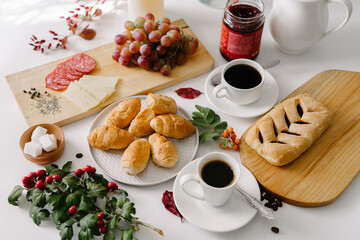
[226,0,265,21]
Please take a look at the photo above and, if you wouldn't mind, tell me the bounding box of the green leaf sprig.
[8,162,163,240]
[190,105,228,143]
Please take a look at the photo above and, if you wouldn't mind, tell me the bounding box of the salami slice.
[45,72,68,91]
[57,61,82,80]
[63,59,84,77]
[68,53,96,73]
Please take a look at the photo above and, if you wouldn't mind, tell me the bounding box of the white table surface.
[1,0,360,239]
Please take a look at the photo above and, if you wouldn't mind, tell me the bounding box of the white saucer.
[205,65,279,118]
[173,158,260,232]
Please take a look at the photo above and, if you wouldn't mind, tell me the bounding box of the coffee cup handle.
[213,83,230,99]
[179,174,205,201]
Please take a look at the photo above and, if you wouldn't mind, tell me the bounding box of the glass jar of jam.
[220,0,265,60]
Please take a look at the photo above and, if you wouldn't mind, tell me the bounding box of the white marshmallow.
[31,126,48,144]
[24,142,43,157]
[39,134,57,152]
[49,134,57,146]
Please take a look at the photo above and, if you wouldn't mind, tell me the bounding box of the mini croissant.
[105,97,141,129]
[87,125,134,150]
[121,139,151,176]
[128,108,157,138]
[145,93,177,114]
[149,133,179,168]
[150,114,196,139]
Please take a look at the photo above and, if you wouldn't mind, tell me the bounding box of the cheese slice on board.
[63,82,100,111]
[76,75,119,102]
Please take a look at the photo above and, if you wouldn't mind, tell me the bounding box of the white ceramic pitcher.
[269,0,353,54]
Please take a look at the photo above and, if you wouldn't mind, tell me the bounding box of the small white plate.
[88,95,199,186]
[173,158,260,232]
[205,65,279,118]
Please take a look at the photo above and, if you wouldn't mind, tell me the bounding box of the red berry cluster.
[22,169,61,190]
[97,212,108,234]
[74,165,96,177]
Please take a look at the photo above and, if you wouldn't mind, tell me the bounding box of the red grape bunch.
[112,13,199,76]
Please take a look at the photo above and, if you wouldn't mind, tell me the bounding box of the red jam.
[220,0,265,60]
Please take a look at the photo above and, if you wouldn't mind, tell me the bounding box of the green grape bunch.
[112,13,199,76]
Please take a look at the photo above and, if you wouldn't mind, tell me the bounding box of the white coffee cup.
[213,59,265,105]
[179,152,240,207]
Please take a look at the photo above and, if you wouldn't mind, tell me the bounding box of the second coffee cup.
[213,59,265,105]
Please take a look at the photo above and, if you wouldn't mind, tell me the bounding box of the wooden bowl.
[20,123,65,165]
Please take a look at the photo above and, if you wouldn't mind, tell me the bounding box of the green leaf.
[195,105,209,116]
[45,165,57,175]
[121,228,133,240]
[221,138,229,148]
[199,131,221,143]
[62,175,80,189]
[210,114,220,125]
[29,206,49,226]
[205,109,216,123]
[48,193,65,209]
[192,111,203,118]
[32,189,47,208]
[116,196,127,208]
[59,224,74,240]
[104,230,116,240]
[191,116,206,124]
[29,206,42,226]
[214,122,228,133]
[52,206,70,225]
[79,213,98,231]
[50,168,66,178]
[91,173,109,186]
[26,188,35,201]
[66,192,82,208]
[114,189,128,196]
[78,195,96,212]
[62,161,72,173]
[121,201,136,221]
[8,185,23,206]
[79,228,95,240]
[108,215,121,230]
[86,181,107,198]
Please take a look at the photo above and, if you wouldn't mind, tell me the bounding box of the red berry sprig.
[219,127,241,151]
[29,1,105,54]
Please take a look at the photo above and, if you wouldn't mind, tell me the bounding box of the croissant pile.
[87,93,196,175]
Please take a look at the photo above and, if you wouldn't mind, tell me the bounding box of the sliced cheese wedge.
[63,82,100,111]
[76,75,119,103]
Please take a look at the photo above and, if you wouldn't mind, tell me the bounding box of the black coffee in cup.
[224,64,262,89]
[201,160,234,188]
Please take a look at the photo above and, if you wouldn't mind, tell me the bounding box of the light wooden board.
[6,19,214,127]
[240,70,360,207]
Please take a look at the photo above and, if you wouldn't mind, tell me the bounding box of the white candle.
[128,0,164,20]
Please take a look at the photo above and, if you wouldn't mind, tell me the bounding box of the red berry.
[97,220,104,228]
[28,172,36,179]
[74,169,84,177]
[107,182,118,191]
[35,180,45,190]
[68,206,77,215]
[53,174,61,182]
[36,169,46,177]
[45,176,53,184]
[83,165,92,173]
[22,176,31,184]
[98,212,105,220]
[100,227,108,234]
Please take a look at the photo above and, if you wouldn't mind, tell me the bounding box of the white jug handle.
[179,174,205,201]
[323,0,353,38]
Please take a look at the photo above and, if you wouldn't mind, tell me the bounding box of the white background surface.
[1,0,360,239]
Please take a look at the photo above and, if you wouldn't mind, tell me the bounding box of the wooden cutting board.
[240,70,360,207]
[6,19,214,127]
